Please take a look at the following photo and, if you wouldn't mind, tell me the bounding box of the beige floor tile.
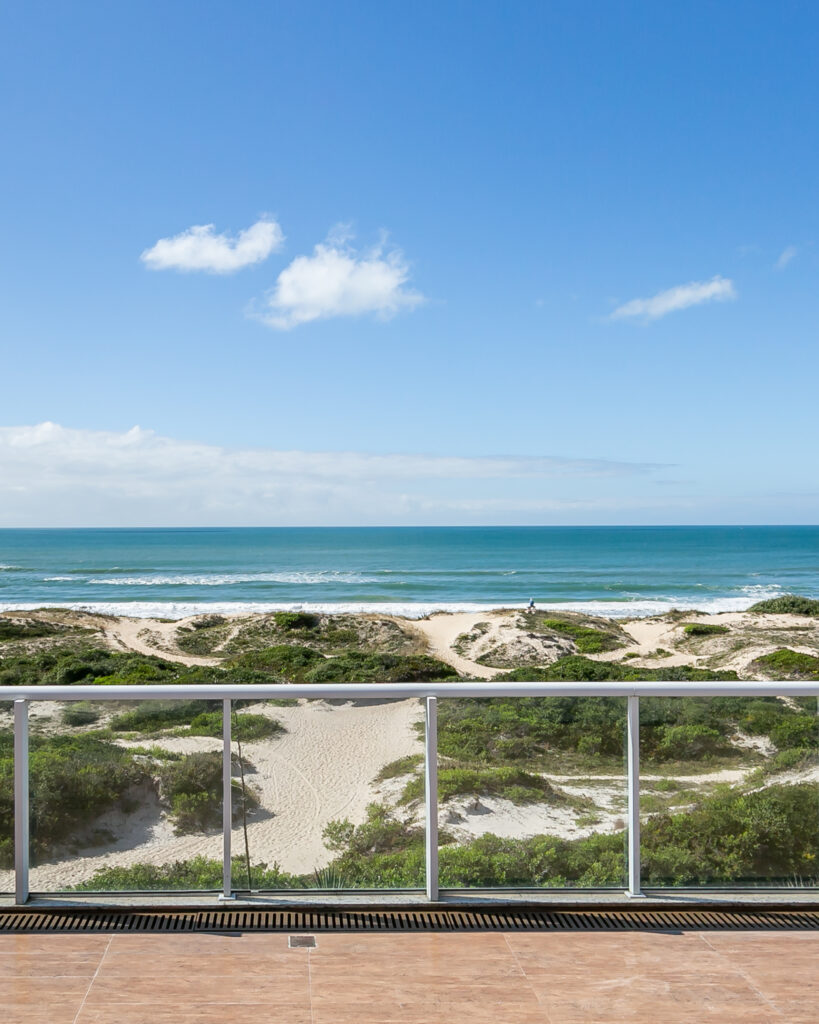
[85,970,311,1006]
[77,1005,313,1024]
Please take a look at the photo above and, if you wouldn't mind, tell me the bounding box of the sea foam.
[0,589,784,620]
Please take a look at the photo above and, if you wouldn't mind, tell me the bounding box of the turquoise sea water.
[0,526,817,619]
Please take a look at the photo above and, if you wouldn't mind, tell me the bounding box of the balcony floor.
[1,927,818,1023]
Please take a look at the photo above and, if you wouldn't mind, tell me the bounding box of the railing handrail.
[1,680,818,700]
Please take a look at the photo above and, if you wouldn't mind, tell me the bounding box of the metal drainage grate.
[2,907,819,934]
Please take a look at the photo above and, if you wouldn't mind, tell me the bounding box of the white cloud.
[0,423,660,527]
[776,245,797,270]
[141,217,283,273]
[610,275,737,322]
[256,232,424,329]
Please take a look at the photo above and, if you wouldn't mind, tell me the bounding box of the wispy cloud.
[775,245,797,270]
[141,217,284,273]
[610,275,737,322]
[254,230,424,330]
[0,423,661,527]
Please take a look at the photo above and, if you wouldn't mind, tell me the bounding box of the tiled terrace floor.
[1,928,817,1023]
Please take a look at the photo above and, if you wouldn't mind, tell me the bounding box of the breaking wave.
[0,588,786,620]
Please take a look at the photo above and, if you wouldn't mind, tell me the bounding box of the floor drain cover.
[289,935,317,948]
[2,907,819,933]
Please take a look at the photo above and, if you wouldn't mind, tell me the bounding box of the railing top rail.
[0,681,817,701]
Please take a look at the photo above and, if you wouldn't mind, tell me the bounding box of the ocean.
[0,526,817,619]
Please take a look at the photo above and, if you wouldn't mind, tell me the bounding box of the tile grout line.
[71,935,112,1024]
[501,932,553,1022]
[697,932,786,1018]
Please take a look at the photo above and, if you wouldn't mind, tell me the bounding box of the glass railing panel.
[232,696,426,891]
[436,696,628,889]
[27,699,225,893]
[640,695,819,888]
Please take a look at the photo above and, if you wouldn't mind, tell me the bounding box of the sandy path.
[6,698,425,890]
[102,616,221,667]
[235,698,424,873]
[409,612,505,679]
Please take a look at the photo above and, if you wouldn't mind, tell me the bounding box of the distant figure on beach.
[528,598,535,612]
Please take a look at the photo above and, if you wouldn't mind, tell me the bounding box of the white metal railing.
[2,680,818,904]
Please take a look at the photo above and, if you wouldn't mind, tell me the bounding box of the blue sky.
[1,1,817,526]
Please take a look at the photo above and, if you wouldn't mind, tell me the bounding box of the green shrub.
[69,855,299,891]
[434,691,802,768]
[228,644,325,681]
[61,783,819,891]
[176,616,228,655]
[642,784,819,885]
[187,711,283,741]
[769,716,818,750]
[400,766,563,806]
[683,623,730,637]
[435,695,628,764]
[500,655,738,683]
[768,747,817,772]
[752,649,819,681]
[110,700,217,733]
[654,724,726,760]
[158,752,257,834]
[273,611,320,631]
[304,651,458,684]
[0,645,218,689]
[0,619,69,642]
[749,595,819,616]
[539,619,624,654]
[323,802,427,860]
[231,645,457,685]
[374,754,423,782]
[61,702,102,727]
[318,784,819,889]
[0,731,150,867]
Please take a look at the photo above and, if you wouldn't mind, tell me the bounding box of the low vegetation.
[0,618,86,643]
[374,754,423,782]
[498,654,739,682]
[748,595,819,616]
[64,774,819,892]
[107,701,283,740]
[110,700,218,733]
[220,613,423,657]
[187,711,282,741]
[175,615,230,655]
[399,766,568,806]
[536,617,625,654]
[683,623,730,637]
[0,645,213,688]
[61,702,102,727]
[433,690,815,767]
[751,648,819,681]
[158,752,257,834]
[0,726,265,863]
[228,645,458,683]
[0,730,149,867]
[70,855,299,891]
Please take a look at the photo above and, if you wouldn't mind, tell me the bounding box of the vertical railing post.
[626,694,643,898]
[220,698,234,900]
[14,699,29,905]
[424,696,439,901]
